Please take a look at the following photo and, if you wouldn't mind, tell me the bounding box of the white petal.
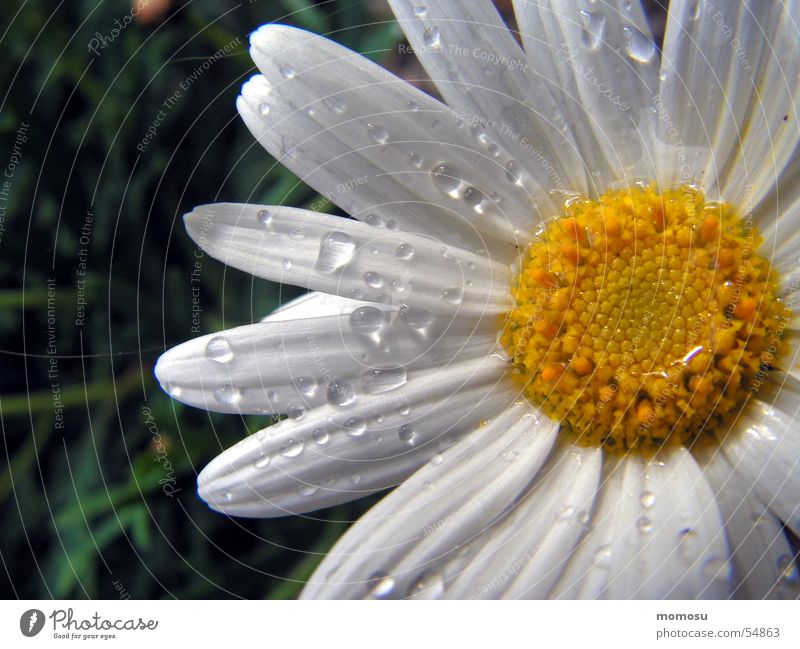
[722,399,800,536]
[553,448,731,599]
[197,356,512,517]
[300,401,558,598]
[656,1,786,200]
[388,0,588,196]
[695,448,798,599]
[718,4,800,210]
[240,25,543,259]
[513,0,659,190]
[155,306,499,415]
[442,443,602,599]
[263,291,367,322]
[184,203,509,318]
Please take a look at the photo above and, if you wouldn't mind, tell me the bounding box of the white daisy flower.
[155,0,800,599]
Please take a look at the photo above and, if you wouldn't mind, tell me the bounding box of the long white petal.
[722,399,800,536]
[696,448,798,599]
[300,400,558,598]
[155,306,499,415]
[240,25,543,259]
[513,0,659,191]
[196,356,512,517]
[443,443,602,599]
[553,448,731,599]
[388,0,587,196]
[184,203,509,318]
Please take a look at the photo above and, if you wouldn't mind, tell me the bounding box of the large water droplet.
[430,454,443,466]
[398,424,417,445]
[640,491,656,509]
[327,379,356,407]
[313,428,330,445]
[293,376,317,397]
[395,243,415,260]
[287,405,305,420]
[257,209,272,226]
[364,271,384,288]
[258,102,270,116]
[366,572,395,599]
[253,453,270,469]
[316,231,356,272]
[344,416,367,436]
[299,483,319,497]
[279,63,296,79]
[621,24,656,63]
[365,213,385,228]
[206,336,234,364]
[367,123,389,144]
[413,6,427,17]
[362,368,408,394]
[579,10,606,51]
[423,26,441,48]
[592,544,613,569]
[349,306,384,335]
[462,186,485,213]
[637,516,653,534]
[280,438,304,458]
[431,162,462,198]
[213,384,242,405]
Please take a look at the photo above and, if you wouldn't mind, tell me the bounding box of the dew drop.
[253,453,270,469]
[322,96,346,115]
[350,473,362,485]
[313,428,330,445]
[362,368,408,394]
[407,569,445,599]
[213,384,242,405]
[462,186,485,212]
[690,0,701,20]
[365,213,385,228]
[279,63,295,79]
[385,219,398,231]
[637,516,653,534]
[258,102,271,116]
[221,489,233,502]
[430,454,444,466]
[364,271,384,288]
[702,557,732,582]
[390,280,407,294]
[315,231,356,272]
[413,6,427,17]
[640,491,656,509]
[367,122,389,144]
[398,424,417,445]
[348,306,384,335]
[326,379,356,407]
[621,24,656,63]
[431,162,463,198]
[396,403,411,416]
[287,406,305,420]
[556,506,576,521]
[408,151,423,168]
[678,528,698,560]
[395,243,415,260]
[423,25,441,48]
[505,160,522,184]
[778,555,799,583]
[280,438,304,458]
[406,100,420,111]
[578,10,606,51]
[592,544,613,569]
[344,416,367,436]
[366,572,395,599]
[399,305,433,331]
[205,336,234,364]
[300,483,319,496]
[281,259,292,270]
[441,287,463,305]
[257,208,272,225]
[293,376,317,397]
[164,382,182,398]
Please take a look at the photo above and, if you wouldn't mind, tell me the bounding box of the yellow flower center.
[501,185,790,454]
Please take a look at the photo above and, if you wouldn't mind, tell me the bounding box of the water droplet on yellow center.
[501,185,791,453]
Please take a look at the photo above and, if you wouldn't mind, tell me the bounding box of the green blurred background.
[0,0,409,599]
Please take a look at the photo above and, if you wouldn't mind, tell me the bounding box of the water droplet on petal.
[257,209,272,225]
[206,336,234,363]
[279,63,295,79]
[395,243,415,260]
[556,506,576,521]
[431,162,463,198]
[406,100,420,112]
[213,384,242,405]
[280,439,304,458]
[592,544,613,569]
[326,379,356,407]
[637,516,653,534]
[702,557,732,582]
[505,160,522,184]
[350,473,362,485]
[399,305,433,331]
[258,102,270,116]
[344,416,367,436]
[300,483,319,496]
[396,403,411,416]
[678,528,698,560]
[398,424,416,445]
[407,569,444,599]
[430,454,443,466]
[640,491,656,509]
[621,24,656,63]
[323,96,346,115]
[367,123,389,144]
[287,405,305,420]
[364,271,384,288]
[349,306,384,335]
[366,572,395,599]
[365,213,385,228]
[690,0,701,20]
[423,25,441,48]
[313,428,330,445]
[778,555,799,583]
[578,10,606,51]
[293,376,317,397]
[408,152,423,168]
[362,368,408,394]
[254,453,270,469]
[221,489,233,501]
[441,287,463,305]
[413,6,427,17]
[282,259,292,270]
[316,231,356,272]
